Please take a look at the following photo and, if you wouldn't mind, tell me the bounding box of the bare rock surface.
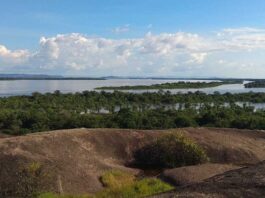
[152,161,265,198]
[0,127,264,197]
[161,163,240,186]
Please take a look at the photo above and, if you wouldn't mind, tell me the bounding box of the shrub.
[133,133,209,168]
[174,115,197,127]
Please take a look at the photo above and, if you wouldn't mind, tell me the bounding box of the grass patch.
[99,170,135,189]
[96,170,173,198]
[96,178,173,198]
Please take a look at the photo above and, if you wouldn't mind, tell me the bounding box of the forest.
[1,90,265,135]
[244,80,265,88]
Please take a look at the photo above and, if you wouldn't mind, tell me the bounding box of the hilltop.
[0,127,265,197]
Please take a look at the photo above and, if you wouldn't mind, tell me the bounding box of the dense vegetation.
[245,80,265,88]
[2,90,265,135]
[133,133,208,168]
[38,170,173,198]
[96,80,242,90]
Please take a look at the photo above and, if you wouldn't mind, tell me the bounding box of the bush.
[174,115,197,127]
[133,133,209,168]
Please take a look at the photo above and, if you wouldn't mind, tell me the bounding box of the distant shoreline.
[0,77,106,80]
[0,74,263,81]
[96,81,243,90]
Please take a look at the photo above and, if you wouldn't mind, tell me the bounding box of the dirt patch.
[0,127,265,196]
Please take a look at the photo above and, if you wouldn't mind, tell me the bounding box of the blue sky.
[1,0,265,77]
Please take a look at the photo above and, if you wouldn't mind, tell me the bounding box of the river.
[0,79,264,97]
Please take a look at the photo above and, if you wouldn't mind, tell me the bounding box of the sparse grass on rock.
[99,170,135,189]
[96,178,173,198]
[4,162,53,198]
[96,170,174,198]
[38,170,173,198]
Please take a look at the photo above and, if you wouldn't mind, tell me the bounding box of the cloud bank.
[1,27,265,77]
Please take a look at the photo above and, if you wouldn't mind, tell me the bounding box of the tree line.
[244,80,265,88]
[1,90,265,135]
[96,80,243,90]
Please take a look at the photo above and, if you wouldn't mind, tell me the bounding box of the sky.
[1,0,265,77]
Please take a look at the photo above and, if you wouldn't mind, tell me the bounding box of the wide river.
[0,79,265,97]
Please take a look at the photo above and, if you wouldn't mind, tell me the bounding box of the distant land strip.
[96,80,243,90]
[244,81,265,88]
[0,77,106,80]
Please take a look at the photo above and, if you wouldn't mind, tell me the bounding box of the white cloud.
[218,59,225,64]
[188,53,208,64]
[221,27,265,35]
[217,27,265,51]
[0,45,29,64]
[112,24,130,34]
[27,32,209,73]
[1,27,265,77]
[140,32,205,55]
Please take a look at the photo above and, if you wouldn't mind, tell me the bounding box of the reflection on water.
[83,102,265,115]
[0,79,265,97]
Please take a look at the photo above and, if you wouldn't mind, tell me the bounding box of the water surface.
[0,79,264,97]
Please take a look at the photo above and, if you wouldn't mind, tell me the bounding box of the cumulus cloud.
[0,45,29,64]
[1,27,265,77]
[26,32,209,73]
[140,32,206,55]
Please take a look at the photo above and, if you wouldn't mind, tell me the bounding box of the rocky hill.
[0,127,265,197]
